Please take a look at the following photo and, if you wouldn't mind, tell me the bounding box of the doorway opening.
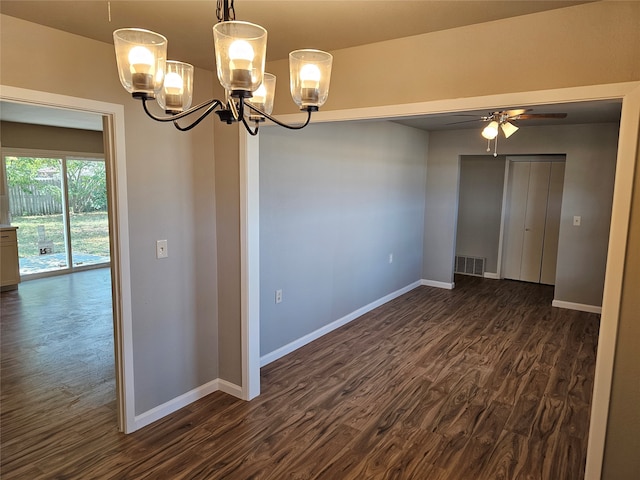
[454,154,567,286]
[0,86,134,433]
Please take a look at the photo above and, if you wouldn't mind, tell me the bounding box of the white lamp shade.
[213,21,267,96]
[157,61,194,112]
[289,49,332,110]
[248,73,276,115]
[482,121,499,140]
[501,121,519,138]
[113,28,167,97]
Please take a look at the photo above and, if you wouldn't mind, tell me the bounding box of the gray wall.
[455,155,506,273]
[259,121,428,356]
[424,123,619,307]
[1,121,104,153]
[213,115,242,384]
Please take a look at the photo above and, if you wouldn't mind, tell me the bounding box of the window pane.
[67,158,110,267]
[5,156,69,274]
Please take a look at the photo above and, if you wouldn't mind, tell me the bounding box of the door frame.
[241,81,640,479]
[0,85,135,433]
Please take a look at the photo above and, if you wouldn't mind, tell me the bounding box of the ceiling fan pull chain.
[486,138,491,152]
[494,134,499,157]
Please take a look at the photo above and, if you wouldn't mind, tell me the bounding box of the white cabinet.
[1,226,20,291]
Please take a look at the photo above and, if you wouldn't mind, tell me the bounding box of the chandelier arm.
[240,116,260,136]
[141,98,223,122]
[172,101,225,131]
[244,102,312,130]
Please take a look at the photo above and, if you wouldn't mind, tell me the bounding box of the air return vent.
[455,255,485,277]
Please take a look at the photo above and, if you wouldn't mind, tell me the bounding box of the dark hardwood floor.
[1,271,599,479]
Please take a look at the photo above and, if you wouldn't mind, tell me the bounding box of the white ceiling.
[392,100,622,131]
[1,0,620,132]
[0,101,104,131]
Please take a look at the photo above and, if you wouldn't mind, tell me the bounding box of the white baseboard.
[217,378,244,398]
[483,272,499,279]
[260,280,422,367]
[552,299,602,314]
[133,377,243,431]
[421,279,455,290]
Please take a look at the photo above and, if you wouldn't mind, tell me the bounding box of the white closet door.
[502,161,531,281]
[502,159,564,284]
[520,162,551,282]
[540,162,565,285]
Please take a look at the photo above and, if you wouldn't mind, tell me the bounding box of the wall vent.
[455,255,485,277]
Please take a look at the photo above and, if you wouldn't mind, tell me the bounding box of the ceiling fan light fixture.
[501,121,519,138]
[482,121,499,140]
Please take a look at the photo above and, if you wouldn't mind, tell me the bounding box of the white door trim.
[0,85,136,433]
[239,127,261,400]
[242,81,640,480]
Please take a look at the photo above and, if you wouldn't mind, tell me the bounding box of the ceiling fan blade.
[445,118,485,125]
[504,108,531,117]
[516,113,567,120]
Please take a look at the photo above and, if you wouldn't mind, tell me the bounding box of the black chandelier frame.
[139,96,314,136]
[131,0,318,136]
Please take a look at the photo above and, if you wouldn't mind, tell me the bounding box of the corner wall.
[259,121,428,357]
[456,155,507,274]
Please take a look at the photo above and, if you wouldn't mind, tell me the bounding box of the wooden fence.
[8,185,63,216]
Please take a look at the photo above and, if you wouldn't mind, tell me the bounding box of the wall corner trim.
[552,299,602,314]
[260,280,422,367]
[133,378,243,432]
[421,279,455,290]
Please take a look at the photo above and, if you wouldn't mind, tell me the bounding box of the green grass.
[11,212,110,258]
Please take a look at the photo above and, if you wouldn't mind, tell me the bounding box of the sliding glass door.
[66,158,110,268]
[3,152,110,277]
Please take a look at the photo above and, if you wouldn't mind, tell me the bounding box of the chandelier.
[112,0,333,135]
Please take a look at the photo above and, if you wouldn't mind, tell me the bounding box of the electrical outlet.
[275,289,283,304]
[156,239,168,259]
[573,216,581,227]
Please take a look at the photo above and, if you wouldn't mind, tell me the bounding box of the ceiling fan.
[450,108,568,156]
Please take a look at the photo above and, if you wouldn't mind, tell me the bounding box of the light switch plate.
[156,239,168,259]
